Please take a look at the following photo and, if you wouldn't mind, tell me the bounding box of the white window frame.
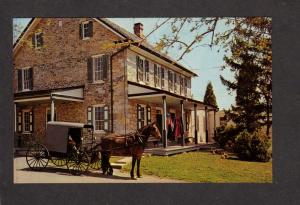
[93,104,109,133]
[21,67,32,92]
[92,54,106,83]
[137,104,147,129]
[137,55,145,84]
[81,21,90,40]
[22,109,31,134]
[34,32,42,48]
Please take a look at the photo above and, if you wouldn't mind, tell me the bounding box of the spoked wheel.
[26,143,49,171]
[51,156,67,167]
[67,150,90,175]
[89,151,101,170]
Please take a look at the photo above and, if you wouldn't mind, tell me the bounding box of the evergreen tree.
[203,82,218,107]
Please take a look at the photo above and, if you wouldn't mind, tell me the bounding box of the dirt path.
[14,157,185,183]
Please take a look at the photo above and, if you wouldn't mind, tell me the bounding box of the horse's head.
[148,122,162,139]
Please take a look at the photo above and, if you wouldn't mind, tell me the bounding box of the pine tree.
[203,82,218,107]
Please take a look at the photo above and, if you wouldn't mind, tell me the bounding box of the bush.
[234,130,271,162]
[214,125,241,149]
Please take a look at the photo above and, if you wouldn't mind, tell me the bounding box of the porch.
[128,81,218,152]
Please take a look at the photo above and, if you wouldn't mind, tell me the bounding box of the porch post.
[51,96,55,122]
[14,103,17,132]
[162,96,167,148]
[205,106,208,143]
[194,104,198,144]
[214,109,216,138]
[180,100,184,146]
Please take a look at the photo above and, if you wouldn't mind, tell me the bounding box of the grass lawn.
[122,152,272,183]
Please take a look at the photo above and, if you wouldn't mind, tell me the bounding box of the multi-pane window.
[174,73,179,93]
[33,33,43,48]
[94,56,107,81]
[23,111,31,132]
[81,21,93,39]
[23,69,31,90]
[145,60,150,83]
[154,64,161,87]
[136,56,144,82]
[94,106,109,131]
[137,104,148,129]
[180,75,184,95]
[161,67,165,88]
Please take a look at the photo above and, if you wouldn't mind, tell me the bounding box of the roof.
[14,18,198,77]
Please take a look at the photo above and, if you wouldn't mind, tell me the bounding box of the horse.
[100,122,161,179]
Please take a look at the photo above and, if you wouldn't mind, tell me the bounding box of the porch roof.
[14,86,84,103]
[128,81,217,111]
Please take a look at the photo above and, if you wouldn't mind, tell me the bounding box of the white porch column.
[180,100,185,146]
[162,96,167,148]
[205,106,208,143]
[51,97,55,122]
[194,104,198,144]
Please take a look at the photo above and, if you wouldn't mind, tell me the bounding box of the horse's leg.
[130,156,136,179]
[107,153,113,176]
[137,156,142,178]
[101,151,108,174]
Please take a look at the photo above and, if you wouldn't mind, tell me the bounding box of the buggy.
[25,121,101,175]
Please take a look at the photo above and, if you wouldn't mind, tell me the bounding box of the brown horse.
[100,122,161,179]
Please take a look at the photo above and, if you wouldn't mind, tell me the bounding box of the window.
[18,68,33,92]
[180,75,184,95]
[174,73,179,93]
[94,106,109,132]
[184,77,188,96]
[145,60,150,83]
[168,70,174,92]
[154,64,161,87]
[80,21,93,39]
[136,56,144,82]
[32,33,43,48]
[21,110,33,133]
[94,55,108,82]
[161,67,165,89]
[137,104,149,129]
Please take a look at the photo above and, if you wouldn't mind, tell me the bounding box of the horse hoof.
[137,175,142,178]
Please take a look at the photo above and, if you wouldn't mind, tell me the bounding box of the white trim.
[81,21,90,40]
[128,93,165,99]
[52,96,84,102]
[46,107,57,125]
[33,32,42,49]
[22,109,31,133]
[93,18,126,40]
[14,97,50,103]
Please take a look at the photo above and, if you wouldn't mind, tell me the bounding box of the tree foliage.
[203,81,218,107]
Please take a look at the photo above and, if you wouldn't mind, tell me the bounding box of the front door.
[156,113,163,139]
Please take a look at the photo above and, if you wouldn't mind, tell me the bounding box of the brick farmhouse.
[13,18,217,150]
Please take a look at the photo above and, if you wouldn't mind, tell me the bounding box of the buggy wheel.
[26,143,49,171]
[89,151,101,170]
[51,156,67,167]
[67,151,90,175]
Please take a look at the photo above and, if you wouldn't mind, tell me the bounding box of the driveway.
[14,157,184,183]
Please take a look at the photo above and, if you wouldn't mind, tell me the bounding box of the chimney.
[134,23,144,38]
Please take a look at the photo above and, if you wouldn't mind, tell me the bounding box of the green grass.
[122,152,272,183]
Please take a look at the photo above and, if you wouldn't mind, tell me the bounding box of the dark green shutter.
[87,57,93,83]
[88,21,93,37]
[18,69,23,91]
[146,106,151,125]
[103,55,109,80]
[136,56,140,82]
[29,111,34,132]
[29,67,33,90]
[79,23,83,39]
[17,111,22,132]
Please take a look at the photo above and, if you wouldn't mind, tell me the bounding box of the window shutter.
[87,57,94,83]
[104,106,109,131]
[29,111,34,132]
[103,55,109,80]
[87,106,93,125]
[87,21,93,37]
[32,34,36,48]
[18,69,23,91]
[40,33,44,46]
[136,56,140,82]
[146,106,151,125]
[79,23,83,39]
[137,104,141,129]
[29,67,33,90]
[145,60,149,82]
[17,111,22,133]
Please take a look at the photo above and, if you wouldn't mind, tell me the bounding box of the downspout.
[110,45,130,133]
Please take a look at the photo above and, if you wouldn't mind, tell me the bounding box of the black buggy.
[25,121,102,175]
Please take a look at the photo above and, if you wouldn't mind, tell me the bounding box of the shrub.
[214,125,241,149]
[234,130,271,162]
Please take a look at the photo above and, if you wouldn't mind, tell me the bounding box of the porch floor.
[145,142,217,156]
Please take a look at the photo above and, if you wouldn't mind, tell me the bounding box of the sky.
[13,18,236,110]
